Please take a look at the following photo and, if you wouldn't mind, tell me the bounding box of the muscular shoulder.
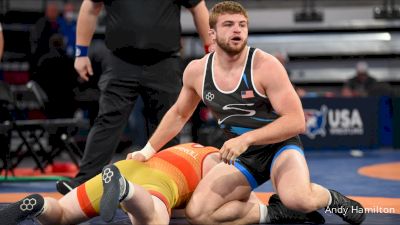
[252,49,291,92]
[182,54,209,87]
[253,50,285,73]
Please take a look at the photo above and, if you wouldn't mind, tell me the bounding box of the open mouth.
[231,36,242,41]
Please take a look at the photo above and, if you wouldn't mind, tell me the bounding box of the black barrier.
[379,97,393,147]
[394,98,400,149]
[301,97,380,149]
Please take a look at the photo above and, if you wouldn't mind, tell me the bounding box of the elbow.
[297,117,306,134]
[298,122,306,134]
[177,114,189,124]
[289,113,306,135]
[172,105,191,124]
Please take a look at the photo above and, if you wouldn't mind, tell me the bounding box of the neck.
[215,46,248,72]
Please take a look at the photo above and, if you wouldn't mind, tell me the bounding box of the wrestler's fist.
[220,136,250,165]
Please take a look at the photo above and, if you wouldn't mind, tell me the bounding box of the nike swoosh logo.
[217,103,256,125]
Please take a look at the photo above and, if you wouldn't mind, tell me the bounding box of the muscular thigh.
[270,150,311,198]
[58,189,90,224]
[188,163,252,213]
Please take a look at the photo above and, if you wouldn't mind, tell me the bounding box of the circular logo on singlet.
[205,92,214,102]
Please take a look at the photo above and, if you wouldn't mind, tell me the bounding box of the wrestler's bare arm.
[189,1,213,49]
[148,58,206,151]
[220,51,305,160]
[242,51,305,145]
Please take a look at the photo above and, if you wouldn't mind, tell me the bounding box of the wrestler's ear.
[209,29,216,41]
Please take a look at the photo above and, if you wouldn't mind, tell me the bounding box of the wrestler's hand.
[220,136,249,165]
[126,143,156,162]
[74,56,93,81]
[126,151,146,162]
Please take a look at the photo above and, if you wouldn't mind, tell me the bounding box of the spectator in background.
[32,34,78,119]
[0,22,4,61]
[58,2,77,58]
[30,1,60,72]
[31,34,78,154]
[0,21,8,168]
[0,23,5,158]
[342,61,377,97]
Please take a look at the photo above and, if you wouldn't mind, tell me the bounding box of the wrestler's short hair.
[209,1,248,29]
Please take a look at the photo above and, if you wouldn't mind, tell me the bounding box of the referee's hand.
[75,56,93,81]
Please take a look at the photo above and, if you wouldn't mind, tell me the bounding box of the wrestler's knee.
[280,192,319,213]
[185,201,210,224]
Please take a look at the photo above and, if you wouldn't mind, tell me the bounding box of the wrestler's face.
[211,13,248,55]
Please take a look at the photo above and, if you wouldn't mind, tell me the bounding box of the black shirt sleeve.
[178,0,202,8]
[90,0,103,2]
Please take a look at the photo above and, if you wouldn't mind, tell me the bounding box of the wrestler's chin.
[226,44,247,55]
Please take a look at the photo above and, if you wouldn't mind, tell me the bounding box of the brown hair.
[209,1,248,29]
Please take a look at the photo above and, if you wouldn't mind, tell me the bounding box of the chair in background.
[26,80,88,168]
[1,82,14,177]
[0,81,89,176]
[1,81,46,175]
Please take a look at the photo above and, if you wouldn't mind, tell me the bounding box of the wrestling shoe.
[327,189,366,225]
[268,194,325,224]
[56,179,77,195]
[100,164,129,223]
[0,194,44,225]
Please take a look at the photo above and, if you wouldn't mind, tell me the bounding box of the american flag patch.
[241,90,254,99]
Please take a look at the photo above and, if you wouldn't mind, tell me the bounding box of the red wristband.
[204,44,211,54]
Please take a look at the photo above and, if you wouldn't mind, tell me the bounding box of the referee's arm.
[75,0,103,81]
[189,0,213,53]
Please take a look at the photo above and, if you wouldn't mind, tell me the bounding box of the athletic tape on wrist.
[131,142,156,160]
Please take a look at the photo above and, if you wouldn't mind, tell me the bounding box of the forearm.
[76,1,102,46]
[190,1,213,46]
[242,114,305,146]
[148,105,191,151]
